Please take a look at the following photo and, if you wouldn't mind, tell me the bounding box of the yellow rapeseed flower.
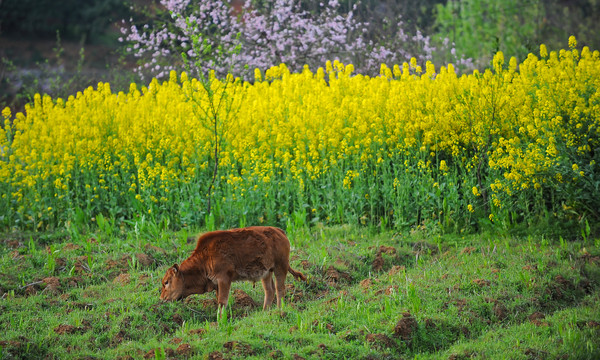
[568,36,577,49]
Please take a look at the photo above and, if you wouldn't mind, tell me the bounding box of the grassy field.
[1,224,599,359]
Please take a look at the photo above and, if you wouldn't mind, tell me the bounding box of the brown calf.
[160,226,306,314]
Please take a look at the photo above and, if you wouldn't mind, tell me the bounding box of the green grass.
[1,224,599,359]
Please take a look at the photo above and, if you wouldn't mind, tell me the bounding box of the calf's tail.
[288,266,307,281]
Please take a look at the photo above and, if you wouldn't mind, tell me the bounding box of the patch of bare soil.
[546,274,575,301]
[223,341,255,356]
[269,349,284,358]
[372,253,385,272]
[300,260,313,270]
[106,255,130,271]
[394,312,418,341]
[54,324,84,335]
[461,247,477,254]
[388,265,405,276]
[207,351,224,360]
[325,265,352,285]
[360,278,373,291]
[493,301,508,321]
[528,312,549,327]
[143,348,177,359]
[42,277,61,294]
[195,297,218,309]
[135,253,155,268]
[442,298,468,312]
[524,348,549,359]
[366,333,396,350]
[63,243,81,251]
[286,283,305,301]
[5,239,23,248]
[74,256,90,274]
[137,274,150,287]
[325,290,354,306]
[144,244,167,255]
[24,282,40,297]
[176,343,192,356]
[577,320,600,329]
[53,257,67,271]
[110,330,128,346]
[171,313,184,326]
[472,278,490,287]
[233,289,258,309]
[113,273,130,285]
[411,241,439,255]
[189,328,207,336]
[372,246,397,272]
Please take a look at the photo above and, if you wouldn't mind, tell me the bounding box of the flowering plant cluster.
[120,0,441,79]
[0,38,597,233]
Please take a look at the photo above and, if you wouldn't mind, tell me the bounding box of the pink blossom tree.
[120,0,443,79]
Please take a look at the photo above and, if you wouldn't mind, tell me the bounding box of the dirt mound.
[171,313,183,326]
[106,255,130,271]
[388,265,405,276]
[366,333,396,349]
[300,260,312,269]
[113,273,130,285]
[546,274,577,301]
[24,282,40,296]
[372,253,385,272]
[135,253,154,268]
[54,257,67,270]
[176,343,192,356]
[6,240,22,248]
[528,312,548,327]
[269,349,284,358]
[372,245,402,272]
[206,351,224,359]
[110,330,130,346]
[144,244,167,255]
[394,312,418,341]
[189,328,207,336]
[223,341,255,356]
[74,256,90,273]
[63,243,81,251]
[461,247,476,254]
[233,289,258,308]
[325,266,352,285]
[411,241,438,254]
[360,278,373,290]
[143,348,177,359]
[43,277,60,294]
[473,278,490,287]
[54,324,85,335]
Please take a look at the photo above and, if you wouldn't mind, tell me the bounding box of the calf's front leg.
[216,279,232,318]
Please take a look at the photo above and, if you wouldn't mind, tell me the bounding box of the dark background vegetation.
[1,0,600,112]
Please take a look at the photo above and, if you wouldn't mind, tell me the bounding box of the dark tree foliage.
[540,0,600,50]
[0,0,131,42]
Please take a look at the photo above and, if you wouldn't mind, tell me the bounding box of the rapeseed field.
[1,38,598,233]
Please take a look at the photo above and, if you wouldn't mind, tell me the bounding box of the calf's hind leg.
[261,272,275,310]
[274,267,287,308]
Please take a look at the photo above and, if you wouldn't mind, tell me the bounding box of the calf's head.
[160,264,185,301]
